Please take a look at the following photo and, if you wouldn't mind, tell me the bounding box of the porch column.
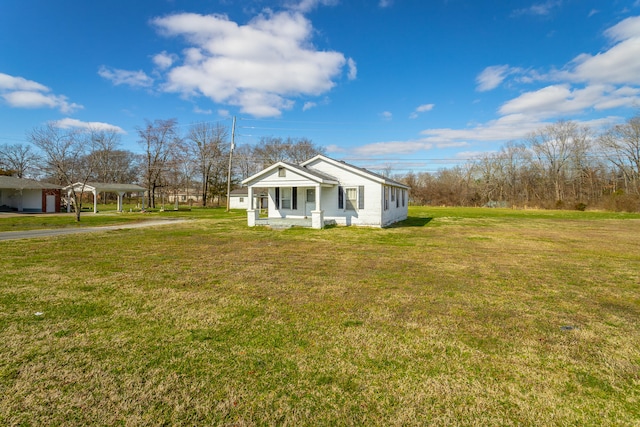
[93,189,98,213]
[247,186,258,226]
[311,184,324,229]
[67,189,72,213]
[117,192,125,212]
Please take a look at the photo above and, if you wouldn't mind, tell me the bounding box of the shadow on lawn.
[389,216,433,228]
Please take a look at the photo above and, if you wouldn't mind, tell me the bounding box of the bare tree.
[252,137,325,167]
[285,137,326,163]
[527,120,586,204]
[28,123,98,221]
[185,122,229,206]
[233,144,262,181]
[599,115,640,196]
[137,119,181,209]
[0,143,41,178]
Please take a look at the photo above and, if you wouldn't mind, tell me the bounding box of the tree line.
[0,118,325,217]
[402,116,640,211]
[2,115,639,216]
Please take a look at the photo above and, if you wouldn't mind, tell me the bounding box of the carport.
[64,182,146,213]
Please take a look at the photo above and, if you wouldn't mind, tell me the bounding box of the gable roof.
[0,176,62,190]
[302,155,410,189]
[242,161,340,186]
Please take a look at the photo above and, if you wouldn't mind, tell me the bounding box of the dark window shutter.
[292,187,297,210]
[275,187,280,209]
[358,186,365,209]
[338,186,344,209]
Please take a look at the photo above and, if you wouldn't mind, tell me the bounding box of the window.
[338,185,365,211]
[402,189,405,207]
[281,187,291,209]
[396,188,400,208]
[384,187,389,211]
[239,197,244,203]
[391,187,395,202]
[345,188,357,210]
[278,167,286,177]
[275,187,280,209]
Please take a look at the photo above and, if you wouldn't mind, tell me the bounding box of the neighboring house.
[166,188,203,205]
[0,176,62,213]
[229,188,268,210]
[63,182,146,213]
[241,155,409,228]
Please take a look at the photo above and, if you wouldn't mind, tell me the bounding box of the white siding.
[229,195,249,209]
[381,186,408,226]
[306,160,392,227]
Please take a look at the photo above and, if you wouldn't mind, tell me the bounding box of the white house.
[0,176,62,213]
[229,188,268,210]
[241,155,409,229]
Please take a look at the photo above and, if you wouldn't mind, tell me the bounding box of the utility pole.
[226,116,236,212]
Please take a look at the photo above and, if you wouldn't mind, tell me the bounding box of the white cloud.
[537,16,640,87]
[286,0,339,13]
[326,144,346,153]
[193,106,212,114]
[379,0,393,8]
[52,118,125,133]
[499,84,640,119]
[476,65,513,92]
[380,111,393,121]
[353,139,468,157]
[152,10,351,117]
[512,0,562,17]
[347,58,357,80]
[152,51,177,69]
[409,103,434,119]
[98,65,154,87]
[0,73,48,92]
[302,101,317,111]
[0,72,82,113]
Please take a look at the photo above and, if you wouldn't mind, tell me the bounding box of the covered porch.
[242,162,339,229]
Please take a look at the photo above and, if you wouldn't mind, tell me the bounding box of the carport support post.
[93,189,98,213]
[117,192,125,212]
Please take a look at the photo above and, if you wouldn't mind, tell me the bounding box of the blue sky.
[2,0,640,173]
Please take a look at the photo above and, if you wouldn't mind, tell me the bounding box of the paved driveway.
[0,219,188,241]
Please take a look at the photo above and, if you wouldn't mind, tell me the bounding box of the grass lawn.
[0,205,229,232]
[1,207,639,425]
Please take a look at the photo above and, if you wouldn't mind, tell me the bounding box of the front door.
[305,188,316,216]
